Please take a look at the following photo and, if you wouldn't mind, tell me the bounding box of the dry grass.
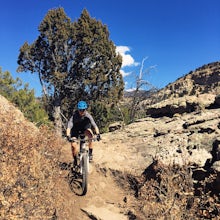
[0,111,64,219]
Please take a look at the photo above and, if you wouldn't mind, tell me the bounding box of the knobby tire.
[81,153,88,195]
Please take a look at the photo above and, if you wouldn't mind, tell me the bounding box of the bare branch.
[139,56,149,79]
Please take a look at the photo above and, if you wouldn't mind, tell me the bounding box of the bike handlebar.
[68,136,98,143]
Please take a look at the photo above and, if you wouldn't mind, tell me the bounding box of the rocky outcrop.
[109,122,122,132]
[145,94,217,118]
[146,99,198,118]
[208,94,220,109]
[143,61,220,106]
[141,61,220,118]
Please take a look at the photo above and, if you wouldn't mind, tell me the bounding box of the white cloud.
[125,88,136,92]
[120,69,131,77]
[116,46,139,68]
[124,82,135,92]
[124,80,136,91]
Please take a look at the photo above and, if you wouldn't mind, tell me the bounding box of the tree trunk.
[53,98,63,136]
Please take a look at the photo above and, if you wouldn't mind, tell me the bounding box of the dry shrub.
[128,160,220,219]
[123,161,220,219]
[0,112,63,219]
[137,161,195,219]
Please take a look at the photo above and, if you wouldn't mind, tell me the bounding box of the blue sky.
[1,0,220,96]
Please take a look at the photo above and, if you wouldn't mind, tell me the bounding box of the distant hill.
[148,61,220,104]
[124,88,158,98]
[137,61,220,118]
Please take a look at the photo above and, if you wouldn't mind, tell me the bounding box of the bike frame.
[78,134,90,195]
[79,136,89,174]
[69,134,96,195]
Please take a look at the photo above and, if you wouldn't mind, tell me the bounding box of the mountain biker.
[66,101,101,165]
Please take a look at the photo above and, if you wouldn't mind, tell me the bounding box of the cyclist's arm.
[66,116,73,136]
[86,112,100,134]
[66,128,71,137]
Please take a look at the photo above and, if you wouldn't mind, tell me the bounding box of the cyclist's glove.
[97,134,101,141]
[67,136,71,142]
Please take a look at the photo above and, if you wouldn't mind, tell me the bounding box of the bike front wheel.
[81,153,89,195]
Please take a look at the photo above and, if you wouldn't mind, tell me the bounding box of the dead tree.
[129,57,157,122]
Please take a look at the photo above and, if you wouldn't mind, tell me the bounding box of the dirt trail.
[57,116,191,220]
[58,127,153,220]
[58,142,125,220]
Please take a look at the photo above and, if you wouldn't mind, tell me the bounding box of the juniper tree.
[69,9,124,106]
[17,8,76,135]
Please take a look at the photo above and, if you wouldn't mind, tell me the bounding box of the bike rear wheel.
[81,153,89,195]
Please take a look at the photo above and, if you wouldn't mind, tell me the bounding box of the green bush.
[0,67,50,126]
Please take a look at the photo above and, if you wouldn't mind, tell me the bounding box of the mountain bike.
[69,134,97,195]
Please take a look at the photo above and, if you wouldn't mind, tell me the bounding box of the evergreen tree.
[0,67,21,98]
[0,68,49,126]
[17,8,74,135]
[69,9,124,105]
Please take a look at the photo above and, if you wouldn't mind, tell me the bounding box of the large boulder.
[145,94,218,118]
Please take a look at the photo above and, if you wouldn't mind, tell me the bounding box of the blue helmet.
[77,101,88,110]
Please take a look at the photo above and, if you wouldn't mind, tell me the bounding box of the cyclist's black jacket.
[67,110,98,133]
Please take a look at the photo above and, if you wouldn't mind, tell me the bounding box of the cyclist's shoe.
[97,134,101,141]
[89,154,93,162]
[73,156,77,167]
[73,161,77,169]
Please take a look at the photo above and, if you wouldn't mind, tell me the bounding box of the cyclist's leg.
[84,128,93,149]
[71,128,79,165]
[71,141,77,156]
[84,128,94,161]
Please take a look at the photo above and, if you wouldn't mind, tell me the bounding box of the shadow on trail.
[59,162,84,196]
